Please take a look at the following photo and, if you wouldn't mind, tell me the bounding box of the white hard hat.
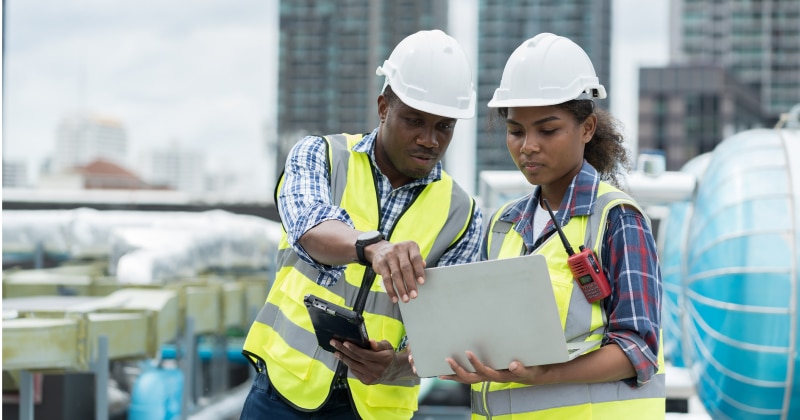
[376,30,476,119]
[488,33,607,108]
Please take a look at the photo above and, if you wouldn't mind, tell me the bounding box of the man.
[241,30,483,420]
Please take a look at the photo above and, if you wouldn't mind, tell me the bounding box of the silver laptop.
[399,254,594,378]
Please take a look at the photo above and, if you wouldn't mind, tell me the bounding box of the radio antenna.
[542,199,575,256]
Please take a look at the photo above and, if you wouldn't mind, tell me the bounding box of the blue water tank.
[684,127,800,419]
[128,364,184,420]
[659,153,711,368]
[661,200,692,368]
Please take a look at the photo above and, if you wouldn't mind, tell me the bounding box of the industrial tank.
[658,153,711,368]
[683,123,800,419]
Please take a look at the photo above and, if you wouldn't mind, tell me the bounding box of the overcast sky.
[2,0,280,194]
[611,0,671,155]
[1,0,669,190]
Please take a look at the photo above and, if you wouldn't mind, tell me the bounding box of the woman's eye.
[507,128,523,137]
[540,129,557,136]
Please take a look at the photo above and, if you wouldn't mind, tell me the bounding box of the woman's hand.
[439,351,550,385]
[440,345,636,386]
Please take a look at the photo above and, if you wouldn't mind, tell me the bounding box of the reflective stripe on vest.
[272,248,402,320]
[243,133,475,419]
[471,374,666,417]
[472,182,665,419]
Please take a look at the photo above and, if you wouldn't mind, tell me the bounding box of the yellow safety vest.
[243,133,476,420]
[472,182,666,419]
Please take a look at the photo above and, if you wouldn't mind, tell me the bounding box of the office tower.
[276,0,448,171]
[141,145,206,194]
[475,0,612,173]
[3,160,28,188]
[53,115,128,172]
[638,65,764,171]
[637,0,800,170]
[671,0,800,119]
[276,0,612,180]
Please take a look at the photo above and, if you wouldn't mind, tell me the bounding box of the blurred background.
[3,1,800,420]
[5,0,794,204]
[3,0,672,205]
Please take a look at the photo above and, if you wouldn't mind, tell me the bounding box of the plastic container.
[128,364,184,420]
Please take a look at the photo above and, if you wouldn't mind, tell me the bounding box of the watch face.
[358,230,383,243]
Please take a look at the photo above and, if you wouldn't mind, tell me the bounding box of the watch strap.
[355,231,383,267]
[356,242,371,266]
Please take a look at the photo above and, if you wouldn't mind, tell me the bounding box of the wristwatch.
[355,230,384,267]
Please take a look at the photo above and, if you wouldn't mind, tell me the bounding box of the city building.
[38,158,156,190]
[53,114,128,172]
[275,0,612,182]
[670,0,800,120]
[140,145,206,195]
[276,0,448,171]
[3,160,29,188]
[639,0,800,170]
[637,65,764,170]
[475,0,612,174]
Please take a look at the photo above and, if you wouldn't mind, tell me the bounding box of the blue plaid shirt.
[278,128,483,287]
[482,161,662,387]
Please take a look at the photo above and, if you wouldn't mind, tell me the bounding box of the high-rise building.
[3,160,28,188]
[475,0,612,173]
[276,0,448,170]
[53,114,128,172]
[276,0,612,180]
[638,0,800,170]
[670,0,800,119]
[638,65,764,170]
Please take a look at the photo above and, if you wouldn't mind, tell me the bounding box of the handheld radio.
[542,199,611,303]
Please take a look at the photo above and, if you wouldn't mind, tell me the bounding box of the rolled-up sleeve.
[278,136,352,286]
[602,206,662,387]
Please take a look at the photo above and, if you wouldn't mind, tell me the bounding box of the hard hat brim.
[487,86,607,108]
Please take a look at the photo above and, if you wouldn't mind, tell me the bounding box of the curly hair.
[496,100,632,187]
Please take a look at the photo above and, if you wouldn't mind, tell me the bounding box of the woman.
[442,33,665,418]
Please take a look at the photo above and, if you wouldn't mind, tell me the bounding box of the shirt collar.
[498,161,602,236]
[352,128,443,186]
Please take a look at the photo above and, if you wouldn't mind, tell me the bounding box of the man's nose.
[417,127,438,148]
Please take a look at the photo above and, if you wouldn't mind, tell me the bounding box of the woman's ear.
[582,114,597,143]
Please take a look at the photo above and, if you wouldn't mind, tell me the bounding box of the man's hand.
[330,338,409,385]
[367,240,426,303]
